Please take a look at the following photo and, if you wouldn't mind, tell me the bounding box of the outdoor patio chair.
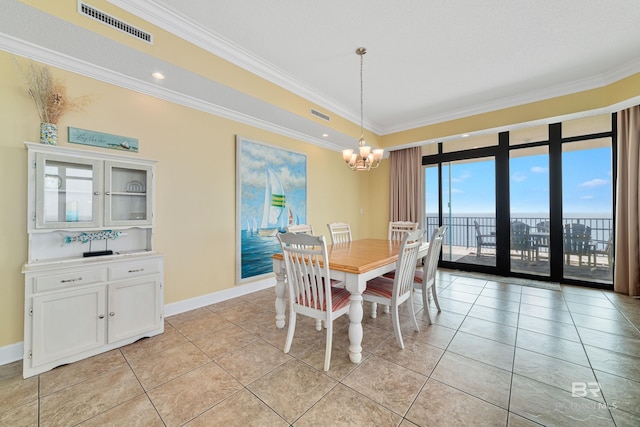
[591,236,613,269]
[564,223,593,266]
[511,221,533,260]
[534,220,550,256]
[474,220,496,257]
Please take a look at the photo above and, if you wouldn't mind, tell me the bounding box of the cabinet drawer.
[108,260,160,280]
[33,269,106,293]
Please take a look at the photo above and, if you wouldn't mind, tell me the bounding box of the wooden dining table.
[272,238,429,364]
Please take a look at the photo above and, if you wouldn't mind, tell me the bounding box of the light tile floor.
[2,269,640,426]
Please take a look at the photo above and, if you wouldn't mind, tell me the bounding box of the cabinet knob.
[94,191,100,195]
[98,315,105,319]
[109,312,115,316]
[105,191,111,195]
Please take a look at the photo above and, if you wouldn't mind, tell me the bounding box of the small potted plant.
[14,58,92,145]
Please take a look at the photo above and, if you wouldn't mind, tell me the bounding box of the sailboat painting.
[236,136,307,283]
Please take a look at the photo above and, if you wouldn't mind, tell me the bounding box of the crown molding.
[383,57,640,135]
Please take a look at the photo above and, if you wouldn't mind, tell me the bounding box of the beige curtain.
[389,147,424,229]
[614,106,640,296]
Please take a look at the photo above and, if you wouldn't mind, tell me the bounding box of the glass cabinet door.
[104,161,152,226]
[36,154,102,229]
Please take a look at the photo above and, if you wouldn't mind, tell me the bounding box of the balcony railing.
[425,216,612,250]
[425,215,613,284]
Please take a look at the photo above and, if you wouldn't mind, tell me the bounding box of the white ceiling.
[3,0,640,151]
[111,0,640,137]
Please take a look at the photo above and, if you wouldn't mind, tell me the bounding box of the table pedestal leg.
[274,265,286,329]
[348,293,363,363]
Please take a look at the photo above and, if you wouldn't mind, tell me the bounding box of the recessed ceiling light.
[151,72,165,79]
[461,134,469,138]
[322,133,329,138]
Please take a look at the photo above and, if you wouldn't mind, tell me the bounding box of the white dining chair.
[377,221,417,315]
[383,226,447,324]
[286,224,314,234]
[388,221,418,240]
[327,222,352,244]
[285,224,322,330]
[413,225,447,324]
[277,232,351,371]
[362,228,423,349]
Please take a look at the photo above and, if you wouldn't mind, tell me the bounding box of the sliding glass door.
[509,146,550,276]
[562,138,613,284]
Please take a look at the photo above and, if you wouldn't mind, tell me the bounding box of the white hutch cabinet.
[22,142,164,378]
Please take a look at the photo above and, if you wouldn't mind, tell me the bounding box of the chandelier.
[342,47,384,171]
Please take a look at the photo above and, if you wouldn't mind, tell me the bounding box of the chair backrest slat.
[388,221,419,241]
[286,224,314,235]
[327,222,352,244]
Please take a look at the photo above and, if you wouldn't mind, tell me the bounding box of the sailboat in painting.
[246,218,258,234]
[258,165,286,236]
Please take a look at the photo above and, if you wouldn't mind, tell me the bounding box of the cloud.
[451,188,464,194]
[451,171,472,183]
[581,195,595,200]
[511,172,527,182]
[531,166,547,174]
[580,178,609,188]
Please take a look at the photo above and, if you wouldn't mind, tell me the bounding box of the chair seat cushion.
[363,276,394,299]
[297,285,351,311]
[330,286,351,311]
[383,269,424,284]
[328,278,345,288]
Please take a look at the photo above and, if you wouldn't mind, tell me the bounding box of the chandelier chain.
[360,50,364,141]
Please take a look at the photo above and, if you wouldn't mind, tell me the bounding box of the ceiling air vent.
[310,108,330,122]
[78,1,153,44]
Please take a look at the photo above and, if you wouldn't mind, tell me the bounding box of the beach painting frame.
[236,136,307,284]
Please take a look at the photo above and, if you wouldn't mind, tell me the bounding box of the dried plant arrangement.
[13,57,92,124]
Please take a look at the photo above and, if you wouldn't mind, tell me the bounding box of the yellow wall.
[0,51,377,348]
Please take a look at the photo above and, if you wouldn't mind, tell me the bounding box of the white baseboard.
[0,277,276,367]
[0,342,23,366]
[164,276,275,317]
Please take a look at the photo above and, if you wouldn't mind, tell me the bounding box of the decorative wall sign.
[68,127,138,152]
[236,136,307,284]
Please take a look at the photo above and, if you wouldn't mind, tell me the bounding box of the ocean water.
[241,229,282,279]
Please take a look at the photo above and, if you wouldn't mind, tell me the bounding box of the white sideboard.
[22,142,164,378]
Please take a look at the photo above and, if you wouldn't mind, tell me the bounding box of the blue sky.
[426,147,612,216]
